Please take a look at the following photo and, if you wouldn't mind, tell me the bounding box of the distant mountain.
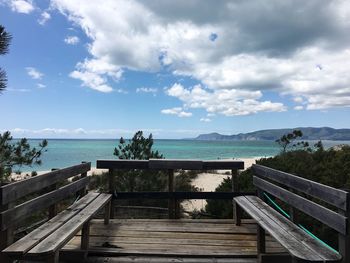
[194,127,350,141]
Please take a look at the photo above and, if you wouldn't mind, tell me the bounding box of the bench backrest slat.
[0,162,91,205]
[0,176,89,231]
[252,164,349,211]
[253,176,347,235]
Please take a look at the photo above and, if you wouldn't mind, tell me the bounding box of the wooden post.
[108,169,115,219]
[168,169,175,219]
[257,225,266,255]
[78,161,88,198]
[48,168,58,219]
[81,221,90,250]
[232,169,239,222]
[47,251,59,263]
[0,183,14,251]
[234,202,242,226]
[256,186,266,262]
[288,187,298,224]
[104,201,111,225]
[339,194,350,263]
[175,199,181,219]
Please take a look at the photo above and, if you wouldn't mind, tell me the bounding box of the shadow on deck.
[62,219,285,263]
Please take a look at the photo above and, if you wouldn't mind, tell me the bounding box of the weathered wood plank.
[235,196,341,262]
[90,218,256,224]
[114,191,254,200]
[96,160,149,169]
[0,177,89,230]
[2,192,99,257]
[89,224,255,234]
[80,256,257,263]
[253,176,347,234]
[234,196,323,261]
[61,218,285,258]
[203,160,244,170]
[253,164,349,210]
[67,235,282,248]
[28,194,111,256]
[245,196,341,261]
[62,244,283,257]
[150,159,203,170]
[0,163,91,205]
[96,159,245,170]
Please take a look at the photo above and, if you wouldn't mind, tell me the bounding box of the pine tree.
[0,25,11,93]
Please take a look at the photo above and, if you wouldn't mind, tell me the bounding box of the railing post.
[78,161,88,198]
[48,168,59,219]
[0,181,14,262]
[232,168,239,222]
[288,188,298,224]
[168,169,175,219]
[0,202,14,251]
[109,168,115,219]
[339,193,350,263]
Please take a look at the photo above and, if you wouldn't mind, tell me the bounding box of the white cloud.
[293,96,304,103]
[161,107,192,117]
[70,70,113,93]
[165,83,286,116]
[64,35,79,45]
[38,11,51,25]
[6,127,165,138]
[70,58,122,92]
[37,83,46,88]
[7,88,30,92]
[51,0,350,110]
[200,118,211,122]
[294,105,304,110]
[26,67,43,80]
[136,87,158,94]
[7,0,34,14]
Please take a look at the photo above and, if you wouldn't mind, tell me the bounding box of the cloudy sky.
[1,0,350,139]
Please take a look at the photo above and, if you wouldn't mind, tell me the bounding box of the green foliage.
[0,131,48,182]
[113,131,165,196]
[114,131,163,159]
[0,25,11,93]
[275,129,310,153]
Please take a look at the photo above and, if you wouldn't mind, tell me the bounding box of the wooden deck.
[62,219,286,263]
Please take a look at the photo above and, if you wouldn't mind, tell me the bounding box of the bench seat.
[2,192,111,262]
[234,195,341,262]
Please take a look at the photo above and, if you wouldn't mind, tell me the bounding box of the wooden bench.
[234,164,349,263]
[0,163,112,263]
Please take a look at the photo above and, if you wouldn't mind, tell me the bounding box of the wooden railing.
[96,159,247,219]
[0,162,91,251]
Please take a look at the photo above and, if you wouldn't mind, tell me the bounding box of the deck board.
[62,219,286,262]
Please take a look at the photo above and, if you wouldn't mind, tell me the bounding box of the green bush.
[205,131,350,249]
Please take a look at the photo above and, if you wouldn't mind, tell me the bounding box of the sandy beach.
[182,157,260,212]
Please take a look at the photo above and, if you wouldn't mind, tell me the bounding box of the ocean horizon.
[15,139,350,172]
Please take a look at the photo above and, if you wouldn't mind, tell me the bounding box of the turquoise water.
[20,139,350,171]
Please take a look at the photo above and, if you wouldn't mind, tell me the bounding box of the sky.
[1,0,350,139]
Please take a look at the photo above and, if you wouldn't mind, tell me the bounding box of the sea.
[19,139,350,171]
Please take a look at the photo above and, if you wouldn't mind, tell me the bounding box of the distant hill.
[194,127,350,141]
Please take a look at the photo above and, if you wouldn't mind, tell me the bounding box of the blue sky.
[1,0,350,139]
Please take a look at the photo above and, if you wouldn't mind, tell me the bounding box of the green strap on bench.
[263,192,339,254]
